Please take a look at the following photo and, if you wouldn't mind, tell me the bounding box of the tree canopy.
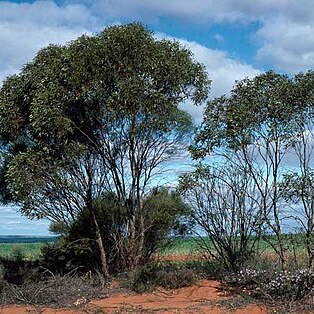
[191,71,314,158]
[0,22,210,209]
[189,70,314,271]
[0,23,210,275]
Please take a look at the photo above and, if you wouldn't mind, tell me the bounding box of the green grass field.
[161,237,212,255]
[0,242,45,260]
[0,238,204,260]
[161,234,309,256]
[0,234,309,261]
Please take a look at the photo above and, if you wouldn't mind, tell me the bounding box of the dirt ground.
[0,278,269,314]
[0,252,272,314]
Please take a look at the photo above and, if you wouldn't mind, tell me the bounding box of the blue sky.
[0,0,314,235]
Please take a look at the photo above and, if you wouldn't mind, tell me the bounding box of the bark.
[134,204,145,268]
[91,207,110,278]
[86,159,110,278]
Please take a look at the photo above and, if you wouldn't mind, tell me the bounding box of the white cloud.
[0,1,261,123]
[76,0,240,23]
[256,17,314,73]
[81,0,314,73]
[176,39,260,122]
[0,1,96,27]
[214,34,224,44]
[0,0,98,82]
[1,0,313,82]
[154,32,260,121]
[0,206,50,235]
[79,0,314,25]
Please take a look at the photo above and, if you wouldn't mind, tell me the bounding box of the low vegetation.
[0,243,44,260]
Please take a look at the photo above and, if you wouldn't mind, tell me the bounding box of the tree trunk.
[134,208,145,267]
[91,207,110,278]
[86,159,110,278]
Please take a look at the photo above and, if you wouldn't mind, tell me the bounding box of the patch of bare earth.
[0,279,268,313]
[0,251,270,313]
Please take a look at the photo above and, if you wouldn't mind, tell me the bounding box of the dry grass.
[0,272,106,308]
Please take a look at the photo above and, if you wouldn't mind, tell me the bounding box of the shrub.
[125,262,198,293]
[0,273,104,307]
[224,257,314,302]
[155,266,196,289]
[179,164,263,272]
[0,249,104,307]
[44,188,191,275]
[259,269,314,301]
[0,255,39,285]
[41,239,98,275]
[126,264,158,293]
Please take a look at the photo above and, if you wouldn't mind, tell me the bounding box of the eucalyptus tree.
[0,23,210,275]
[279,71,314,270]
[191,71,307,270]
[179,162,264,271]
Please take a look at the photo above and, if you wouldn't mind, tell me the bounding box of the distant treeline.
[0,236,57,244]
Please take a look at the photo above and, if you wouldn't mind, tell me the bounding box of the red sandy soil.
[0,250,270,313]
[0,279,269,314]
